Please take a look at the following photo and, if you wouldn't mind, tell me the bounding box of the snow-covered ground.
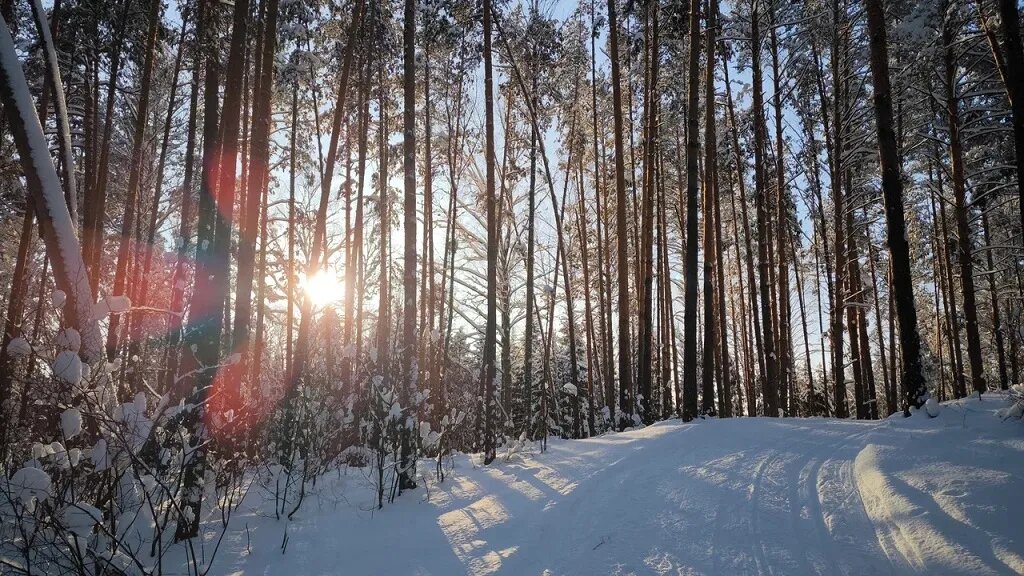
[182,394,1024,575]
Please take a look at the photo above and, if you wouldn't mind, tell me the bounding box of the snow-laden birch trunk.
[0,14,101,362]
[29,0,76,225]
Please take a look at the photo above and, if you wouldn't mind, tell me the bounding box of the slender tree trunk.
[106,0,161,362]
[84,1,129,295]
[769,13,792,416]
[234,0,280,377]
[943,16,986,396]
[291,0,364,386]
[175,0,220,539]
[981,207,1009,390]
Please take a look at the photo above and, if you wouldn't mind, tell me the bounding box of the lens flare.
[301,270,344,307]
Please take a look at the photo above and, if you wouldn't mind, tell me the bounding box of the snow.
[93,294,132,318]
[55,327,81,352]
[52,350,83,384]
[60,407,82,439]
[30,0,76,220]
[8,466,51,507]
[6,336,31,357]
[0,16,101,362]
[90,438,108,471]
[167,393,1024,576]
[62,502,102,537]
[113,393,151,453]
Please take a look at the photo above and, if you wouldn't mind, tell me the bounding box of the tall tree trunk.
[724,62,766,409]
[769,12,792,415]
[608,0,635,428]
[829,0,850,418]
[943,15,986,396]
[105,0,161,362]
[680,0,702,422]
[700,0,718,417]
[864,0,928,412]
[481,0,497,464]
[993,0,1024,238]
[399,0,418,489]
[637,1,660,423]
[175,0,220,539]
[750,0,779,416]
[591,0,615,426]
[84,0,129,295]
[291,0,364,386]
[131,10,190,382]
[234,0,280,378]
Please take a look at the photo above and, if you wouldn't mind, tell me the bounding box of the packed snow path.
[207,395,1024,575]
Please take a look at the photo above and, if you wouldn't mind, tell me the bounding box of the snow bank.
[855,394,1024,574]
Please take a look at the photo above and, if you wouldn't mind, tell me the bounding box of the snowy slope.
[181,394,1024,576]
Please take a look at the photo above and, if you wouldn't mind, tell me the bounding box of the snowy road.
[207,395,1024,575]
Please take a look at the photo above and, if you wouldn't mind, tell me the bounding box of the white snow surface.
[172,394,1023,575]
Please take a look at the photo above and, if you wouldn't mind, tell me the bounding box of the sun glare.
[302,271,344,307]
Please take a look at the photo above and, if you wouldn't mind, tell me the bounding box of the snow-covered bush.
[997,385,1024,420]
[0,326,246,575]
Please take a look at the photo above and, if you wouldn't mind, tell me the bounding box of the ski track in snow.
[190,395,1023,576]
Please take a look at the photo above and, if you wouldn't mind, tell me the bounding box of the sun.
[301,270,344,308]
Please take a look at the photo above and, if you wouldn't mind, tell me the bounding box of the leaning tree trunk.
[0,13,102,363]
[29,0,76,222]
